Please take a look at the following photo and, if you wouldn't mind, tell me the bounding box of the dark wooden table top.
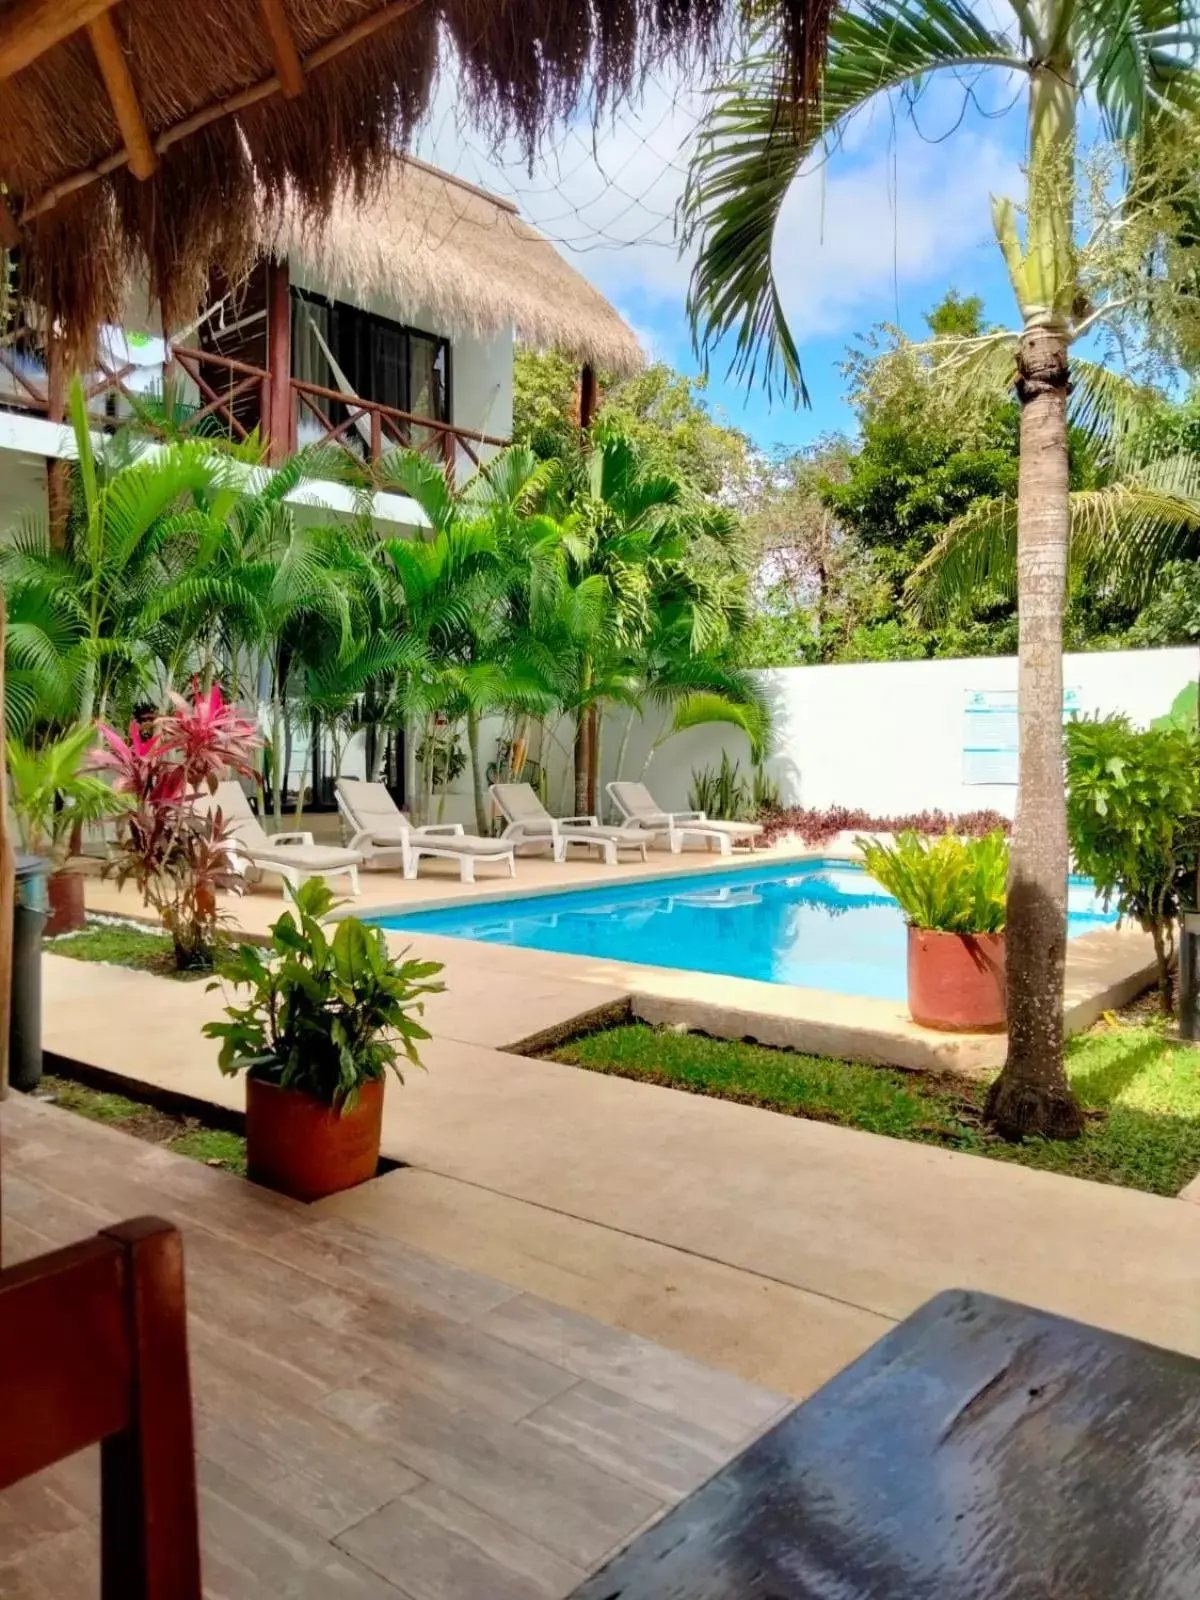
[570,1288,1200,1599]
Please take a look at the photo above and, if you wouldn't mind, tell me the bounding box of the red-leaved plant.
[757,804,1012,848]
[93,685,262,970]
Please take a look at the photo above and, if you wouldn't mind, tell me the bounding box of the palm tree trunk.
[589,704,602,818]
[986,324,1083,1141]
[270,697,285,825]
[613,707,637,788]
[574,710,591,816]
[466,706,490,836]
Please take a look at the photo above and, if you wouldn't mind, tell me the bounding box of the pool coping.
[359,850,1158,1078]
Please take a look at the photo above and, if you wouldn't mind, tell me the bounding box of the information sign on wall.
[963,687,1081,785]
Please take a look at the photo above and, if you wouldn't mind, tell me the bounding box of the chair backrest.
[0,1216,201,1598]
[608,781,661,820]
[198,781,267,848]
[490,783,552,825]
[336,780,409,835]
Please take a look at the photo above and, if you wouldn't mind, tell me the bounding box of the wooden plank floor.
[0,1094,787,1599]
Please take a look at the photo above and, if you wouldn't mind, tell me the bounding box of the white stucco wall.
[271,645,1200,830]
[607,648,1200,820]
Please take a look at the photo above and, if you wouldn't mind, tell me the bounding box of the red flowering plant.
[93,685,262,970]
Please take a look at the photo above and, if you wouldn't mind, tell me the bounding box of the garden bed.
[45,922,206,980]
[32,1075,247,1174]
[546,1010,1200,1196]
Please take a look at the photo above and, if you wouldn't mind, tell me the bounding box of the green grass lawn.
[549,1020,1200,1196]
[45,923,204,979]
[39,1076,246,1175]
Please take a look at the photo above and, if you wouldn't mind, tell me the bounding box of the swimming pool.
[370,860,1118,1000]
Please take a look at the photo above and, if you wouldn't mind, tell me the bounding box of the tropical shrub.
[857,831,1009,935]
[6,724,127,870]
[93,685,261,969]
[204,878,444,1111]
[689,751,751,819]
[757,804,1011,848]
[1066,716,1200,1009]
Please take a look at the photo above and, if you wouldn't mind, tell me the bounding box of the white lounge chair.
[336,779,516,885]
[489,782,650,865]
[607,780,764,855]
[199,782,364,897]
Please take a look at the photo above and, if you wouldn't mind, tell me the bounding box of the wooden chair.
[0,1216,201,1598]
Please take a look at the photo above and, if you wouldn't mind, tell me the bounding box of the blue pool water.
[371,860,1118,1000]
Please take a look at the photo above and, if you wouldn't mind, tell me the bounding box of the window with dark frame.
[291,287,450,456]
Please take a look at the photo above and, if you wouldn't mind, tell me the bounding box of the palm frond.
[682,4,1021,401]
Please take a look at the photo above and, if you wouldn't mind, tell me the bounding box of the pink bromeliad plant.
[93,685,262,970]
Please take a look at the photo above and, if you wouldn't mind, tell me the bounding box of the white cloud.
[415,67,1024,352]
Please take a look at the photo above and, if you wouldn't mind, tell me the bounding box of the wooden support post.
[0,0,120,81]
[580,363,597,432]
[265,257,292,465]
[258,0,305,98]
[87,11,156,180]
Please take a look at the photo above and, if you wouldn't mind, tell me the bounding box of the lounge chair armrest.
[670,810,707,823]
[269,830,314,846]
[414,823,466,837]
[346,828,404,852]
[562,815,599,827]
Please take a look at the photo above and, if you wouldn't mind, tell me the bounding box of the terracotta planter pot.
[245,1076,384,1202]
[907,927,1006,1032]
[45,870,87,937]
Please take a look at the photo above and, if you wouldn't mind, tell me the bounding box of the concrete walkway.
[40,953,1200,1401]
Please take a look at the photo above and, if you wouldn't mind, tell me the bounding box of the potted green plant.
[857,830,1009,1031]
[203,878,444,1201]
[6,725,127,936]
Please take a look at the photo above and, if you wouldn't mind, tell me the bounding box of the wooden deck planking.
[0,1094,786,1598]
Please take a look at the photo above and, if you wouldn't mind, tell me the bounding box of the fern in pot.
[857,831,1008,1031]
[203,878,444,1200]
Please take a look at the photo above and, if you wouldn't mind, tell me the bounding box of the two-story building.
[0,153,642,530]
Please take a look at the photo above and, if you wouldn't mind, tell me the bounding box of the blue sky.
[418,62,1033,456]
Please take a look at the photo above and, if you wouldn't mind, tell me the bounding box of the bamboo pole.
[88,10,157,180]
[0,0,120,81]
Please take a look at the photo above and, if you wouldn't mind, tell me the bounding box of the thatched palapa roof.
[272,157,643,376]
[0,0,822,358]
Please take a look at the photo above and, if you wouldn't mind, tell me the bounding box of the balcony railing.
[0,339,508,487]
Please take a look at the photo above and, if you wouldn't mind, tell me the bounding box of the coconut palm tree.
[682,2,1200,1138]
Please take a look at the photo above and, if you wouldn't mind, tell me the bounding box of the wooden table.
[570,1288,1200,1598]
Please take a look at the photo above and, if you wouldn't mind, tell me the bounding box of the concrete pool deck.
[74,840,1157,1076]
[34,948,1200,1406]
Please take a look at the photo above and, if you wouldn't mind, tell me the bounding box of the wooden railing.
[168,346,271,443]
[0,339,509,483]
[0,344,138,423]
[289,375,509,486]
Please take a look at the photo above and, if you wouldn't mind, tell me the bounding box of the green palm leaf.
[682,4,1021,399]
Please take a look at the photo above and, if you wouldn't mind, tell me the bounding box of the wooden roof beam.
[21,0,430,224]
[0,0,120,81]
[258,0,305,99]
[87,11,156,180]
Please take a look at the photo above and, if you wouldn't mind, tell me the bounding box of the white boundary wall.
[336,645,1199,826]
[624,647,1200,820]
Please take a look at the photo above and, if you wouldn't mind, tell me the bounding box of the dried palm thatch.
[0,0,826,360]
[270,157,643,375]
